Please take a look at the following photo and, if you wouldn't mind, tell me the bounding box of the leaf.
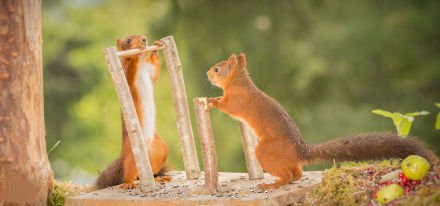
[405,111,430,117]
[389,115,411,138]
[372,109,411,137]
[372,109,394,118]
[435,103,440,108]
[436,112,440,130]
[398,118,412,138]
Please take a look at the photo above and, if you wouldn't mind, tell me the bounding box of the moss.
[303,160,440,206]
[50,181,95,206]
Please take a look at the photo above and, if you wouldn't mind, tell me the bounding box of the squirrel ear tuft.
[116,39,123,50]
[228,53,238,68]
[238,53,246,67]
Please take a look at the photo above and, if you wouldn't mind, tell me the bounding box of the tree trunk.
[0,0,53,205]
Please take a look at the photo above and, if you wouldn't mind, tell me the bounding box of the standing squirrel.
[96,34,170,189]
[207,53,438,189]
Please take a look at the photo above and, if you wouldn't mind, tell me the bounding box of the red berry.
[373,193,377,198]
[405,186,411,193]
[401,176,408,186]
[399,172,404,178]
[386,181,392,185]
[411,180,418,185]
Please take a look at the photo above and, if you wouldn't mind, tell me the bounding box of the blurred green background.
[42,0,440,184]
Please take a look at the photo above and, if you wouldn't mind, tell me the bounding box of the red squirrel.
[207,53,438,189]
[96,34,170,189]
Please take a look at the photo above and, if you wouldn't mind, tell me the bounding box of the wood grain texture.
[160,36,200,180]
[66,171,322,206]
[193,98,218,193]
[239,123,264,180]
[103,47,155,192]
[0,0,53,204]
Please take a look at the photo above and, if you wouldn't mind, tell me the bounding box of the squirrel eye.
[126,38,132,44]
[142,38,147,43]
[214,67,219,73]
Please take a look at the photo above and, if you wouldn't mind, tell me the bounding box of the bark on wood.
[103,47,155,192]
[193,98,218,193]
[239,123,264,180]
[161,36,201,179]
[0,0,53,204]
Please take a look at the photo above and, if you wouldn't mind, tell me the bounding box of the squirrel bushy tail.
[96,158,171,189]
[301,132,438,165]
[96,159,123,189]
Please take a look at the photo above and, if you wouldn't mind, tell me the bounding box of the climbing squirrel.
[96,34,170,189]
[207,53,438,189]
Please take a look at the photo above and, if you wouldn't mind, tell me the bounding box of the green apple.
[401,155,430,180]
[376,184,404,204]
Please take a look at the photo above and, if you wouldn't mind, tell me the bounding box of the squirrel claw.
[207,97,222,108]
[120,182,138,189]
[153,40,164,48]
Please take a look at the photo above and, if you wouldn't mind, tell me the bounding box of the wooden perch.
[193,97,218,193]
[161,36,201,180]
[117,44,165,57]
[239,123,264,180]
[103,47,155,192]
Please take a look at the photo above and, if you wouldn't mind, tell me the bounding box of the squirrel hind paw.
[119,182,138,190]
[154,176,172,182]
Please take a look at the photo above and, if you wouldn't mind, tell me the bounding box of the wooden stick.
[193,97,218,193]
[239,122,264,180]
[161,36,201,179]
[103,47,155,192]
[117,45,165,57]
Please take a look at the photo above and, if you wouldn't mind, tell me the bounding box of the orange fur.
[117,34,169,189]
[206,53,438,189]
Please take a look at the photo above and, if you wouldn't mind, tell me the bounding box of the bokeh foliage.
[42,0,440,183]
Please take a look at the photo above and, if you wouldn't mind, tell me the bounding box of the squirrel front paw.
[207,96,223,108]
[152,40,164,55]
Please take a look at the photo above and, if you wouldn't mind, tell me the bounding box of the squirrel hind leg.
[258,176,292,189]
[291,164,303,182]
[257,164,295,189]
[120,152,139,189]
[257,165,303,189]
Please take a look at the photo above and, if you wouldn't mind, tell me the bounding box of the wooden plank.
[117,44,164,57]
[103,47,155,192]
[193,98,218,193]
[161,36,201,180]
[238,123,264,180]
[66,171,322,206]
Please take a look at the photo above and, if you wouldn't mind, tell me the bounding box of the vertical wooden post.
[161,36,201,179]
[0,0,53,204]
[193,98,218,193]
[103,47,155,192]
[239,123,264,180]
